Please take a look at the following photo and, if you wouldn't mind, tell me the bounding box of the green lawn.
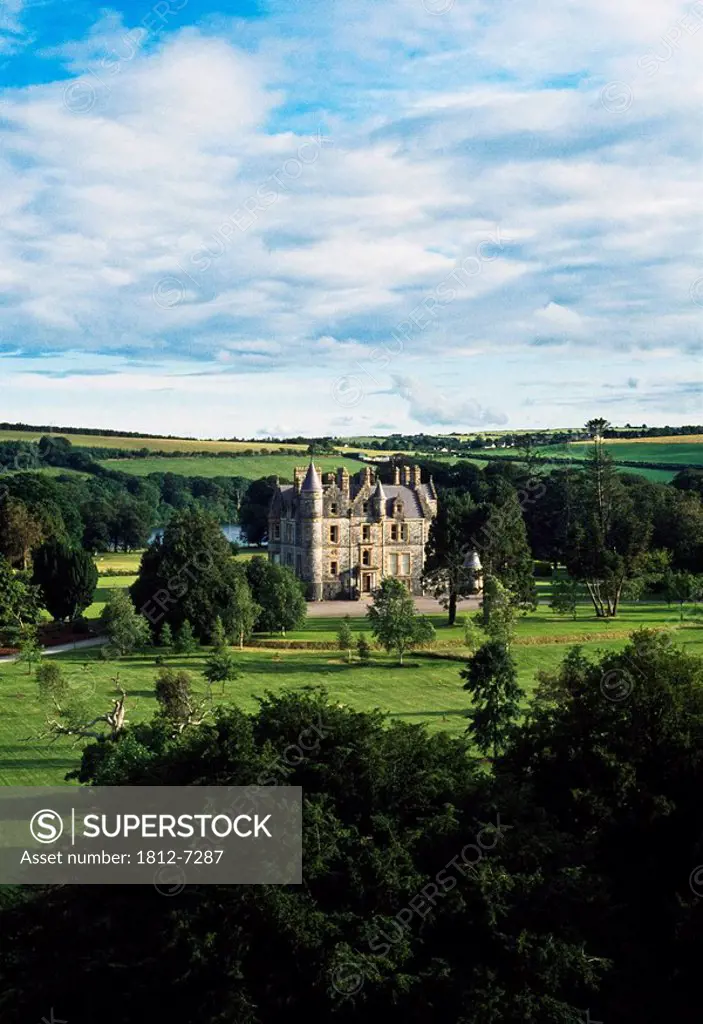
[98,455,366,481]
[278,600,702,646]
[0,639,642,786]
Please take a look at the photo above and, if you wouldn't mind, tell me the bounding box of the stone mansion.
[267,462,439,600]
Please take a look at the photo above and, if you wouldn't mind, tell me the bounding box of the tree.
[0,498,44,569]
[36,661,69,705]
[356,632,371,662]
[565,435,652,617]
[585,416,611,438]
[17,625,41,675]
[230,569,260,649]
[100,590,150,657]
[461,640,523,758]
[0,557,40,646]
[462,615,484,653]
[130,507,247,641]
[549,573,582,620]
[203,648,238,695]
[43,683,128,743]
[154,667,208,734]
[210,615,228,649]
[423,491,478,624]
[159,622,174,653]
[665,569,697,620]
[174,619,198,657]
[468,480,537,610]
[478,575,517,646]
[246,557,306,635]
[32,539,98,621]
[337,616,354,663]
[238,476,277,546]
[367,577,436,664]
[0,686,600,1022]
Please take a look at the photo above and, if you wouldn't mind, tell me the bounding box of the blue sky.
[0,0,701,437]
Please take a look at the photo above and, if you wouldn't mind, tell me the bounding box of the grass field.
[559,439,703,466]
[3,588,702,785]
[99,454,368,481]
[0,639,644,786]
[0,429,309,455]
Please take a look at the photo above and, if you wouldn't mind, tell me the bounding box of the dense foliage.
[1,635,703,1021]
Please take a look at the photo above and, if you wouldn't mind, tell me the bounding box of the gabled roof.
[383,484,424,517]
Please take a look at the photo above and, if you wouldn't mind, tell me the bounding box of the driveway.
[0,636,108,664]
[306,596,482,618]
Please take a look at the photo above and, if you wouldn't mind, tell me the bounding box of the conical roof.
[373,479,387,500]
[301,461,322,492]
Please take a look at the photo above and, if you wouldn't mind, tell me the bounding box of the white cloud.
[0,1,701,432]
[389,374,508,428]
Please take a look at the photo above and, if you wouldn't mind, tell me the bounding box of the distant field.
[593,434,703,445]
[560,438,703,466]
[100,454,368,481]
[0,465,89,479]
[93,548,259,580]
[0,429,308,455]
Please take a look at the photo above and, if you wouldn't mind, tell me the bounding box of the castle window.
[330,561,338,576]
[362,549,371,566]
[330,503,338,515]
[400,524,408,541]
[401,553,411,575]
[389,553,398,574]
[362,501,369,514]
[362,525,371,541]
[273,524,280,540]
[390,524,398,541]
[330,525,339,543]
[296,554,301,574]
[286,552,293,566]
[286,524,293,543]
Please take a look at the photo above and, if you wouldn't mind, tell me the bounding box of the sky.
[0,0,701,438]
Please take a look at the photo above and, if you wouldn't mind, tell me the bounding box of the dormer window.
[362,501,369,514]
[362,525,371,541]
[330,525,339,543]
[330,503,338,515]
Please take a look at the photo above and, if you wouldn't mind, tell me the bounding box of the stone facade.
[267,462,439,600]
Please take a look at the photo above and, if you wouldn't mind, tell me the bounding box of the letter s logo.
[30,809,64,844]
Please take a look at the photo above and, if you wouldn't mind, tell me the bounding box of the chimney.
[338,467,350,497]
[400,465,408,486]
[294,466,305,492]
[393,465,400,485]
[410,466,421,488]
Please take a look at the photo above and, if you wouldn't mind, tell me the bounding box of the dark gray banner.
[0,786,302,885]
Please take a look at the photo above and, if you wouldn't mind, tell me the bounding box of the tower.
[299,461,323,601]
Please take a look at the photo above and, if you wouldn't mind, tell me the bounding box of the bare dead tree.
[41,681,130,745]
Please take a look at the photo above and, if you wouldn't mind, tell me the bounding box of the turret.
[373,479,387,519]
[299,461,323,601]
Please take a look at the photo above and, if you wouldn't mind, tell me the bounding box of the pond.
[148,524,259,545]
